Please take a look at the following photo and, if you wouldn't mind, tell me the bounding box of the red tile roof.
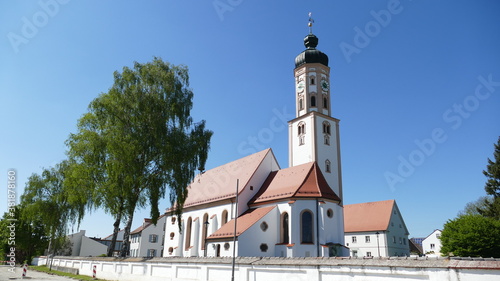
[344,200,395,232]
[250,162,341,205]
[182,149,273,208]
[207,206,276,240]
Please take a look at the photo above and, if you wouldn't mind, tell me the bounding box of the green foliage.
[66,57,212,257]
[0,207,49,264]
[483,137,500,198]
[440,214,500,257]
[20,160,83,257]
[458,196,494,216]
[32,265,107,281]
[482,136,500,219]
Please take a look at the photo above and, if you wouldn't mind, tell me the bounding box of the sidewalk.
[0,265,77,281]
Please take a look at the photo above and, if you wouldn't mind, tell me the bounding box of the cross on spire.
[308,12,314,34]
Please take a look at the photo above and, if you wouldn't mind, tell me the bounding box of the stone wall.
[44,256,500,281]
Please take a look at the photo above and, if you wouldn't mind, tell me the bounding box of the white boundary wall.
[44,256,500,281]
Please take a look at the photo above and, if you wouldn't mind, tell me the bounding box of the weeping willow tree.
[66,57,212,257]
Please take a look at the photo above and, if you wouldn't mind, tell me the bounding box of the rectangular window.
[352,236,357,243]
[365,236,370,243]
[366,252,372,257]
[399,237,402,244]
[149,234,157,243]
[352,250,358,258]
[147,249,156,257]
[392,236,396,243]
[430,243,435,249]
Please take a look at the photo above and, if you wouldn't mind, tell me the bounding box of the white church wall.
[289,199,321,257]
[236,151,280,217]
[313,114,341,197]
[237,207,279,257]
[47,256,500,281]
[164,202,235,257]
[289,114,315,166]
[319,202,345,251]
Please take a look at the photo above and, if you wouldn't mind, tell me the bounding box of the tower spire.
[308,12,314,34]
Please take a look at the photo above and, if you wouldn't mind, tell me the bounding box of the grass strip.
[30,265,110,281]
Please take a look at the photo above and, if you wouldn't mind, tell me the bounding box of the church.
[163,20,348,258]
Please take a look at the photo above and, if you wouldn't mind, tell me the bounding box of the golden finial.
[308,12,314,34]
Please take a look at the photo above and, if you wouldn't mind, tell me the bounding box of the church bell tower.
[288,17,343,201]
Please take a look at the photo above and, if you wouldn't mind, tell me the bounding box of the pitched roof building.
[162,18,348,258]
[344,200,410,257]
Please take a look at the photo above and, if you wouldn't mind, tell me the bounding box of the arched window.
[324,135,330,145]
[298,122,306,145]
[281,212,289,244]
[325,159,331,173]
[201,213,208,250]
[221,210,228,226]
[323,121,331,135]
[323,96,328,109]
[310,76,315,85]
[311,95,316,107]
[301,210,314,244]
[185,217,192,250]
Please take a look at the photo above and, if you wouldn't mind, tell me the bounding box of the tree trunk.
[107,213,122,257]
[120,210,135,257]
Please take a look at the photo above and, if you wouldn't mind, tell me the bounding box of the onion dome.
[294,33,329,68]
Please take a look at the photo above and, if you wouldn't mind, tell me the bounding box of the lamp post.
[375,231,381,257]
[204,220,210,257]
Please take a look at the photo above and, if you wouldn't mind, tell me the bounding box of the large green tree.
[482,136,500,219]
[440,214,500,257]
[66,57,212,257]
[20,161,83,261]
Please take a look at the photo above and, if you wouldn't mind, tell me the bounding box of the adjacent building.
[129,215,167,257]
[67,230,108,257]
[344,200,410,257]
[422,229,442,256]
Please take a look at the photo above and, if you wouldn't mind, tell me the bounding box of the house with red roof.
[344,200,410,257]
[163,24,348,258]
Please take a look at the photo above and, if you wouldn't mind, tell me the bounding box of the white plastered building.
[344,200,410,257]
[422,229,442,256]
[163,29,348,258]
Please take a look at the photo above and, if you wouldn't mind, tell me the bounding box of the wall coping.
[50,256,500,270]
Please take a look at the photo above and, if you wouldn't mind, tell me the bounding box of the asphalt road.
[0,265,78,281]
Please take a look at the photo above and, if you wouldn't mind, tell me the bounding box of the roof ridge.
[292,162,316,197]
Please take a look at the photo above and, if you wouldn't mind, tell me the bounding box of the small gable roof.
[250,162,341,205]
[207,206,276,240]
[344,199,395,233]
[130,214,166,235]
[183,148,274,208]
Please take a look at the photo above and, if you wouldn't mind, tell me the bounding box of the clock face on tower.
[297,81,305,93]
[321,79,329,91]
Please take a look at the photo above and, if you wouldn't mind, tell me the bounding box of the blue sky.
[1,0,499,239]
